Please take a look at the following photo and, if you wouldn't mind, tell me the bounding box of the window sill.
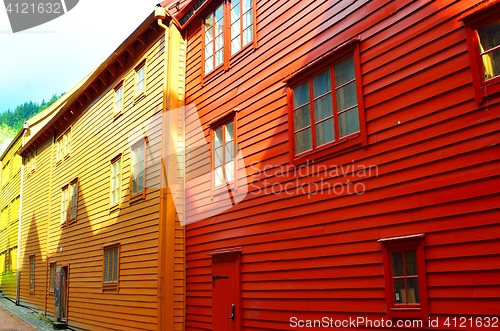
[109,204,121,214]
[134,92,146,104]
[129,191,146,203]
[102,283,118,292]
[292,132,363,166]
[203,64,225,86]
[229,41,254,68]
[212,181,236,199]
[389,307,425,320]
[113,110,123,121]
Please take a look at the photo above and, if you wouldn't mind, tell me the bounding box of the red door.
[212,253,241,331]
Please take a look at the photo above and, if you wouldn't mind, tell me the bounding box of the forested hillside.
[0,93,64,154]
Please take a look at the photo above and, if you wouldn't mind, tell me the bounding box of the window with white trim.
[110,157,122,206]
[212,120,235,187]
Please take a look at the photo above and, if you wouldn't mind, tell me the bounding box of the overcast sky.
[0,1,158,112]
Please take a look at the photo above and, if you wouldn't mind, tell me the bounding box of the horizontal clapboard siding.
[183,0,500,330]
[0,135,22,301]
[20,35,166,331]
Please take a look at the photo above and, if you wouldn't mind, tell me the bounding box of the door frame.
[55,264,70,323]
[211,248,242,331]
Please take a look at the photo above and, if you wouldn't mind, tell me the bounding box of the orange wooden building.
[17,9,186,331]
[158,0,500,330]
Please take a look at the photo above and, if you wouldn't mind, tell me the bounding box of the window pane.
[481,49,500,80]
[232,37,241,55]
[215,166,224,186]
[314,94,333,121]
[231,3,240,24]
[138,174,144,192]
[336,81,357,111]
[104,251,109,282]
[215,147,223,167]
[205,56,214,73]
[216,50,224,66]
[294,105,311,131]
[243,10,252,29]
[242,0,251,11]
[393,278,405,303]
[231,20,240,39]
[338,107,359,137]
[226,160,234,182]
[216,34,224,51]
[316,119,334,147]
[215,4,224,21]
[313,70,331,98]
[334,56,355,86]
[406,277,420,303]
[391,251,404,277]
[293,82,310,108]
[205,29,213,44]
[225,141,234,161]
[404,250,418,276]
[225,122,234,141]
[477,20,500,52]
[294,128,312,154]
[243,26,253,45]
[113,249,118,282]
[214,128,223,148]
[204,14,212,28]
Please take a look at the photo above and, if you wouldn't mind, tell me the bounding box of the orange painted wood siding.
[183,0,500,330]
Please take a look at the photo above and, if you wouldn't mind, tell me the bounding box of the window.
[3,249,11,274]
[69,181,78,220]
[61,179,78,226]
[56,129,71,163]
[103,244,119,291]
[30,150,36,172]
[61,186,69,225]
[136,63,146,96]
[131,141,146,197]
[212,120,235,187]
[49,262,56,292]
[115,83,124,114]
[464,3,500,102]
[292,56,360,155]
[203,0,254,75]
[29,254,35,292]
[1,205,9,230]
[2,161,9,186]
[11,196,19,224]
[110,157,122,206]
[476,20,500,81]
[230,0,253,56]
[378,234,428,321]
[204,4,225,73]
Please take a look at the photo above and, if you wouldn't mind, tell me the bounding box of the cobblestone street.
[0,297,55,331]
[0,305,37,331]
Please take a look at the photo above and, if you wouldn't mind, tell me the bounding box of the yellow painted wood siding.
[19,33,177,331]
[0,135,22,301]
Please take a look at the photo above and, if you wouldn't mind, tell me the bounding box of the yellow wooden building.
[0,132,22,301]
[17,8,185,331]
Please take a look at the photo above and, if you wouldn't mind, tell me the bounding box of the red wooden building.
[160,0,500,330]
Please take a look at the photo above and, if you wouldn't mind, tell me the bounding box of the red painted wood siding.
[183,0,500,330]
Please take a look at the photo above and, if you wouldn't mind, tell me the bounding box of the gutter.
[155,6,170,331]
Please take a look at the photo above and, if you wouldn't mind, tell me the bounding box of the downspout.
[17,123,29,305]
[155,5,169,331]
